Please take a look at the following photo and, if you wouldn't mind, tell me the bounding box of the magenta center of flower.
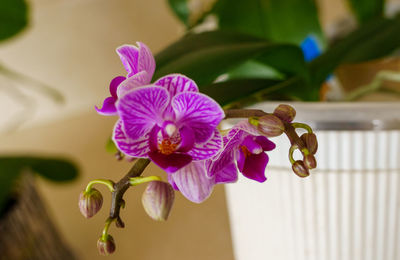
[159,139,179,155]
[157,122,181,155]
[240,145,252,158]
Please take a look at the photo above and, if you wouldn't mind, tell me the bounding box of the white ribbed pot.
[225,102,400,260]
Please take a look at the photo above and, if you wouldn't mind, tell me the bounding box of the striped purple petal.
[117,86,169,140]
[112,120,150,157]
[172,92,224,143]
[172,161,215,203]
[154,74,198,97]
[116,42,155,80]
[116,71,151,97]
[188,129,222,161]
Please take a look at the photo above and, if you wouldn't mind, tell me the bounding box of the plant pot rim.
[247,101,400,131]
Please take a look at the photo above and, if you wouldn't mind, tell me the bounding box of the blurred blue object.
[301,35,321,62]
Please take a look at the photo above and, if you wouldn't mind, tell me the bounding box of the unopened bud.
[97,235,116,256]
[78,188,103,218]
[257,114,285,137]
[142,181,174,221]
[273,104,296,123]
[292,160,310,177]
[304,154,317,169]
[300,133,318,154]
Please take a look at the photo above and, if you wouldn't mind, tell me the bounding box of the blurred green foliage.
[164,0,399,104]
[0,0,28,42]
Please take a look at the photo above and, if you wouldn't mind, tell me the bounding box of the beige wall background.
[0,0,399,259]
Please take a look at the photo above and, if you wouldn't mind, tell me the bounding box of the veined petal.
[172,161,215,203]
[188,129,222,161]
[154,74,198,97]
[241,152,269,183]
[95,97,117,116]
[137,42,155,80]
[172,92,224,143]
[117,86,169,140]
[207,128,246,178]
[112,120,150,157]
[109,76,126,98]
[167,173,179,191]
[233,120,260,136]
[205,153,238,184]
[116,45,139,77]
[148,151,192,173]
[116,71,151,97]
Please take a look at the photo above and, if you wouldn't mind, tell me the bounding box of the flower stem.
[129,176,162,186]
[85,179,115,193]
[224,109,268,119]
[292,123,313,133]
[109,158,151,220]
[101,217,115,240]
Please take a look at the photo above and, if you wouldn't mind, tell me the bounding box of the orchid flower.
[166,120,274,203]
[95,42,155,115]
[207,120,276,183]
[113,74,225,174]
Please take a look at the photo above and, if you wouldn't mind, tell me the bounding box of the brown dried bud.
[300,133,318,154]
[97,235,116,256]
[273,104,296,123]
[304,154,317,169]
[142,181,175,221]
[78,188,103,218]
[292,160,310,177]
[257,114,285,137]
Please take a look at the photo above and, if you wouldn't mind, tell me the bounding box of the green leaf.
[347,0,384,24]
[212,0,325,46]
[0,0,29,42]
[155,30,265,69]
[200,75,316,108]
[200,78,282,107]
[0,156,78,213]
[154,31,309,89]
[309,17,400,87]
[227,60,285,81]
[167,0,190,26]
[29,158,79,182]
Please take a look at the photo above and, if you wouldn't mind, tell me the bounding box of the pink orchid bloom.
[112,74,225,174]
[95,42,155,115]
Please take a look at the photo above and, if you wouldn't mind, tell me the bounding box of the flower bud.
[142,181,174,221]
[97,235,116,256]
[304,154,317,169]
[78,188,103,218]
[273,104,296,123]
[257,114,285,137]
[300,133,318,154]
[292,160,310,177]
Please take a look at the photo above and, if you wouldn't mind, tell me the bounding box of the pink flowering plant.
[79,42,318,255]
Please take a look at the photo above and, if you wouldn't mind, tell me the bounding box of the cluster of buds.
[78,175,174,255]
[249,104,318,178]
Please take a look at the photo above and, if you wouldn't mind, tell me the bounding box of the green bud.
[142,181,175,221]
[300,133,318,154]
[273,104,296,123]
[78,188,103,218]
[304,154,317,169]
[257,114,285,137]
[97,235,116,256]
[292,160,310,178]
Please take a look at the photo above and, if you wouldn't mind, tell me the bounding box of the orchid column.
[79,42,318,255]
